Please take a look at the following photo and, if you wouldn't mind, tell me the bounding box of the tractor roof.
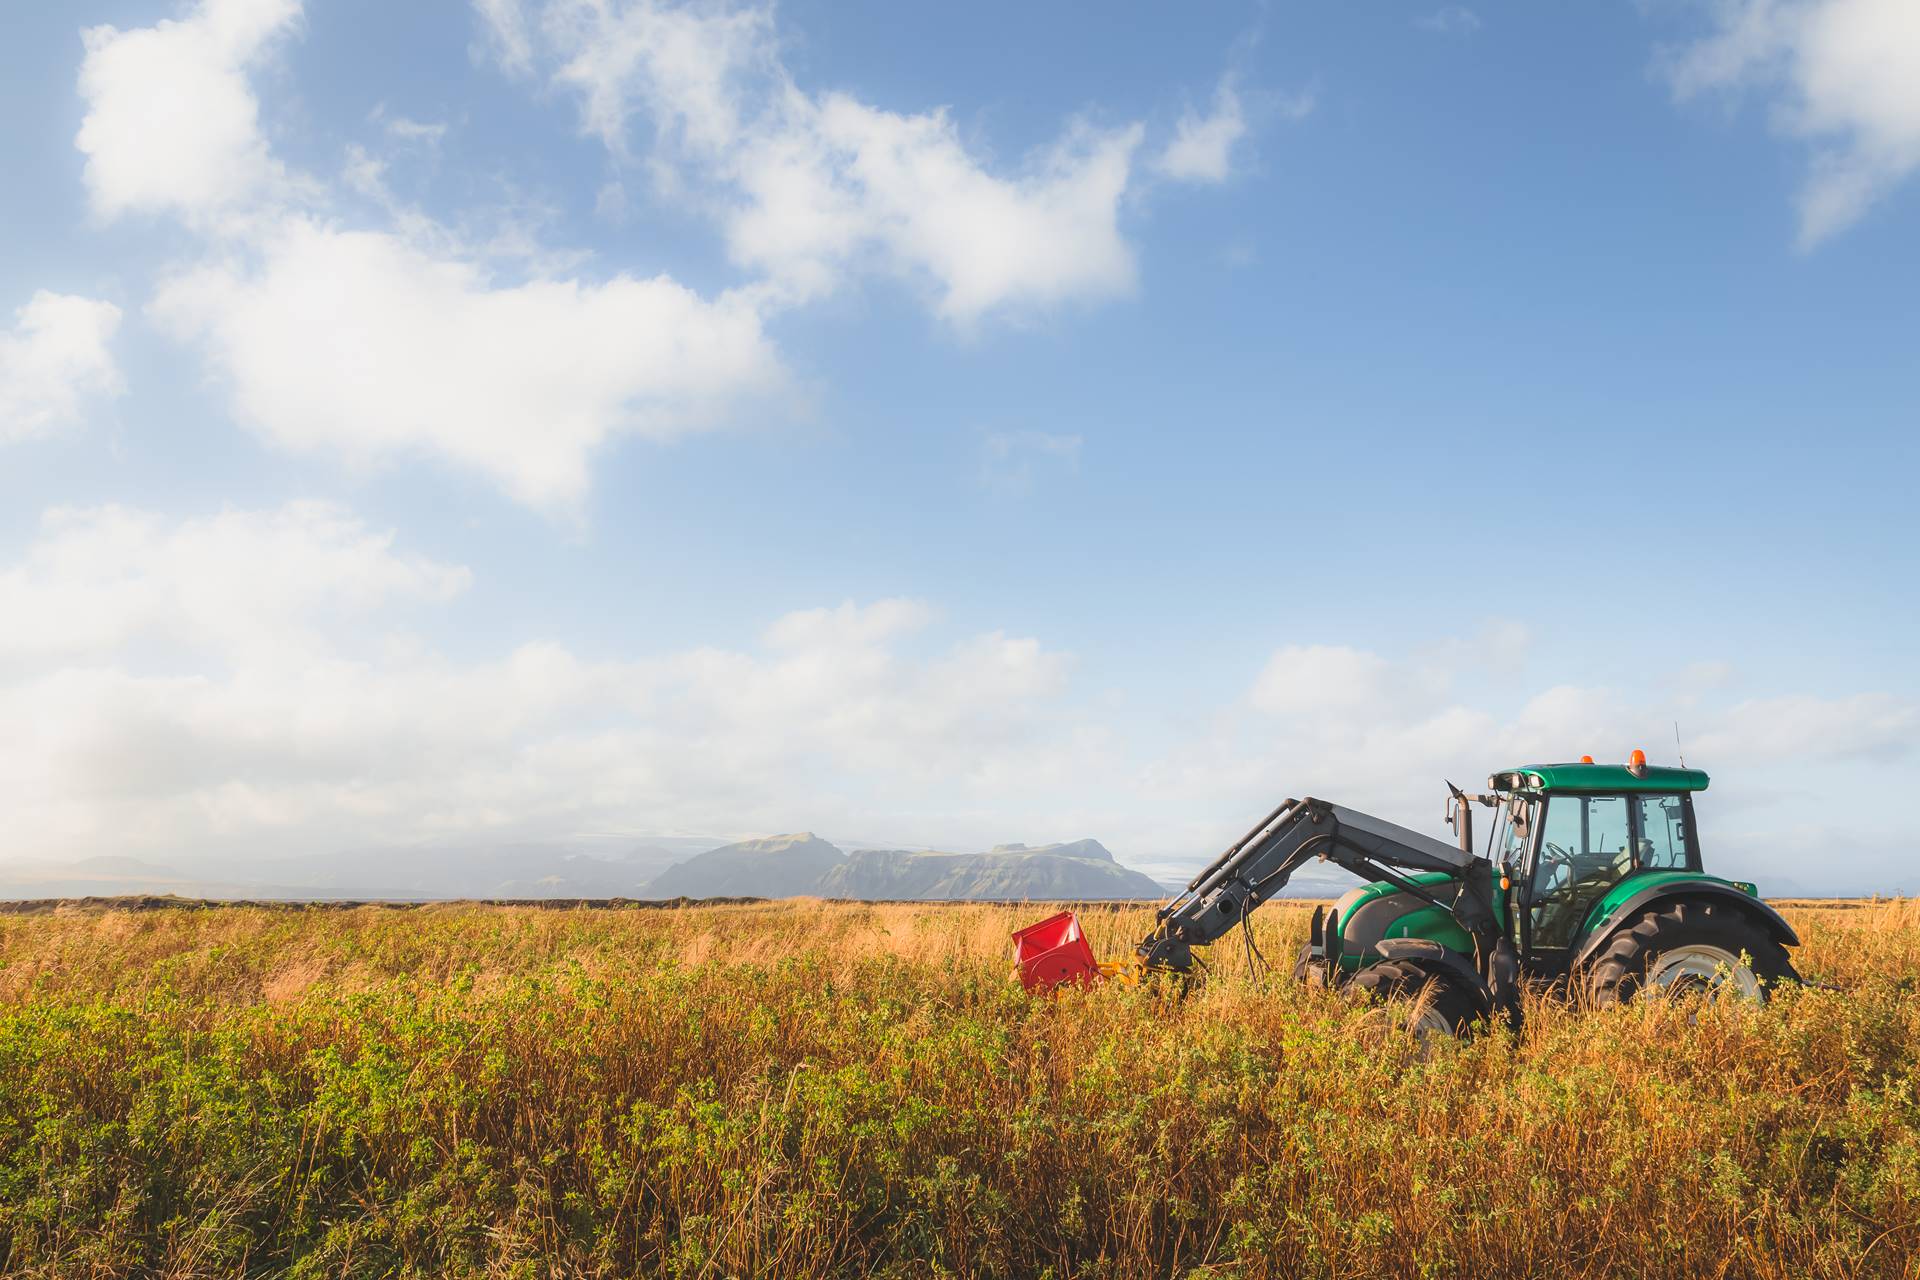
[1490,762,1710,793]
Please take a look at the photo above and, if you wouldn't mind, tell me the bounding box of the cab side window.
[1497,798,1534,872]
[1633,795,1692,870]
[1528,794,1631,950]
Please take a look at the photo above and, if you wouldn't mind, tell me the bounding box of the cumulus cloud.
[77,0,302,224]
[150,218,782,508]
[1155,75,1249,184]
[1693,692,1919,761]
[1661,0,1920,242]
[0,504,1092,863]
[75,0,783,511]
[0,291,124,442]
[486,0,1148,322]
[0,502,469,664]
[1251,644,1422,721]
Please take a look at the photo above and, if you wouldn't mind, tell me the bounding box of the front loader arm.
[1136,797,1486,973]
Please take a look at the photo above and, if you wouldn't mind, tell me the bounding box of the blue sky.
[1,0,1915,892]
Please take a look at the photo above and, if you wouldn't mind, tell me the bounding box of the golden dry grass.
[0,898,1916,1278]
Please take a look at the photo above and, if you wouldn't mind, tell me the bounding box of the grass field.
[2,898,1918,1279]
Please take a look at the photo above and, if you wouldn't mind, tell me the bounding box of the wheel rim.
[1649,944,1762,999]
[1408,1004,1456,1037]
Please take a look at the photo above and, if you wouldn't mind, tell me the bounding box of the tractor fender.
[1370,938,1490,1013]
[1572,880,1800,972]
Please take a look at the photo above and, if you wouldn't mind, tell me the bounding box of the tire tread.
[1585,899,1798,1006]
[1351,958,1482,1035]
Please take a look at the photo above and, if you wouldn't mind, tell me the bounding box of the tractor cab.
[1485,753,1713,978]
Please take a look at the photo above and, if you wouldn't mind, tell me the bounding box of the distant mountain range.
[646,833,849,898]
[818,839,1161,900]
[0,833,1169,902]
[668,834,1163,900]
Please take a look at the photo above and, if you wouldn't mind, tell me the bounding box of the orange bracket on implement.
[1013,910,1120,993]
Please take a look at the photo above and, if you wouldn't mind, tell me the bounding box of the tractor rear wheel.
[1350,959,1480,1038]
[1585,900,1798,1007]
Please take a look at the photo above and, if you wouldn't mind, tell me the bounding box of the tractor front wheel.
[1585,900,1798,1007]
[1293,943,1334,987]
[1350,959,1480,1038]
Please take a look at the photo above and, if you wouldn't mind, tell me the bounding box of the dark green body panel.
[1332,872,1493,971]
[1382,903,1476,955]
[1577,869,1754,941]
[1331,868,1768,974]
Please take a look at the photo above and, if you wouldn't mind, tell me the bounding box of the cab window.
[1497,797,1534,872]
[1633,795,1693,870]
[1528,794,1631,950]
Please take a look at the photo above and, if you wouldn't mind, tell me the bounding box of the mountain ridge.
[654,834,1160,901]
[644,833,848,899]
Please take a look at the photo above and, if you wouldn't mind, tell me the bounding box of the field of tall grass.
[1,897,1917,1278]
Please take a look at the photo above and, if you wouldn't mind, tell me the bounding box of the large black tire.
[1585,900,1799,1007]
[1350,959,1482,1037]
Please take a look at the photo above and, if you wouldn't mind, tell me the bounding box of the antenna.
[1674,721,1687,769]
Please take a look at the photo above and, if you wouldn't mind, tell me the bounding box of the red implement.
[1012,910,1101,992]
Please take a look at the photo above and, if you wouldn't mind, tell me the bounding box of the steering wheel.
[1537,840,1577,892]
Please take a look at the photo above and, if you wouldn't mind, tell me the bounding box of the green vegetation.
[1,899,1918,1278]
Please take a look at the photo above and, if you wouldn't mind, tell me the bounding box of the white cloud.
[473,0,535,74]
[762,598,938,651]
[74,0,786,512]
[0,502,468,665]
[1693,692,1919,760]
[804,101,1142,322]
[497,0,1147,322]
[0,507,1090,863]
[384,116,448,145]
[1252,644,1416,720]
[541,0,775,155]
[1155,75,1248,184]
[150,217,782,509]
[1661,0,1920,242]
[0,291,124,442]
[77,0,301,224]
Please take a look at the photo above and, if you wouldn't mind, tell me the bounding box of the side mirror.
[1445,781,1472,854]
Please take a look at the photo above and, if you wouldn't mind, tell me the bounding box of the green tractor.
[1015,753,1801,1034]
